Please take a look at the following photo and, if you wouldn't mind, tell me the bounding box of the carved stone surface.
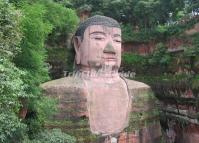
[42,77,162,143]
[41,15,161,142]
[72,15,130,135]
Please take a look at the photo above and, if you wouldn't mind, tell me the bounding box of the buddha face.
[74,25,121,71]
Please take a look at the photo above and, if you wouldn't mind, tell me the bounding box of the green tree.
[14,3,52,96]
[148,43,172,73]
[12,2,53,138]
[70,0,187,30]
[186,0,199,13]
[0,1,29,142]
[44,0,79,46]
[0,0,22,59]
[24,129,76,143]
[12,0,79,138]
[1,0,78,142]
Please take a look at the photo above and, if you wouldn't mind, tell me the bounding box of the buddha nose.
[103,42,116,54]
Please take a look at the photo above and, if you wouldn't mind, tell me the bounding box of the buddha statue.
[42,15,162,143]
[72,15,131,136]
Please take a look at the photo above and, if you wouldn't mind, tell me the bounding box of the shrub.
[0,111,27,143]
[0,0,22,59]
[12,2,53,138]
[12,1,78,139]
[121,53,147,74]
[44,0,79,46]
[0,1,29,142]
[147,43,172,74]
[23,129,76,143]
[0,58,29,110]
[14,2,52,98]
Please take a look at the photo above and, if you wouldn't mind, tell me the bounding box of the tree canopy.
[71,0,186,28]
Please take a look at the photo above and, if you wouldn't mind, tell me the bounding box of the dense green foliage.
[122,17,199,42]
[44,0,79,46]
[71,0,198,42]
[0,58,28,143]
[1,0,78,142]
[122,43,172,74]
[186,0,199,13]
[0,1,22,58]
[71,0,184,26]
[122,53,146,73]
[0,1,28,142]
[1,0,199,142]
[15,2,52,96]
[12,3,53,138]
[23,129,76,143]
[147,43,172,72]
[43,0,79,79]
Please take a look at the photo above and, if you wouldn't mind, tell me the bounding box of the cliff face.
[122,22,199,55]
[158,95,199,143]
[121,21,199,143]
[152,79,199,143]
[122,37,192,55]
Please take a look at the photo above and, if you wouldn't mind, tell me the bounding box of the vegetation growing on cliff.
[0,0,78,142]
[1,0,199,142]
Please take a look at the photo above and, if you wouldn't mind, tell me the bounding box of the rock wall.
[122,22,199,55]
[122,42,154,55]
[122,37,192,55]
[156,87,199,143]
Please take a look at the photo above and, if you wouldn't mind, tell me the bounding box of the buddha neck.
[75,65,120,80]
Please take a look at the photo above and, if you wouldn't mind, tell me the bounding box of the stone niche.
[41,77,162,143]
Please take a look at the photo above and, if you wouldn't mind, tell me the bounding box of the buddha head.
[73,15,121,72]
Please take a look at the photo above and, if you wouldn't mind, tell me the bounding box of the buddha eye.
[90,32,106,41]
[93,36,105,41]
[113,39,121,43]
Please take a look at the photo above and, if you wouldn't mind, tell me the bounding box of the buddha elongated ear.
[72,36,81,65]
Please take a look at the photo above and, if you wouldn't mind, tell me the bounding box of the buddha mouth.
[103,57,117,62]
[104,57,116,59]
[102,54,117,61]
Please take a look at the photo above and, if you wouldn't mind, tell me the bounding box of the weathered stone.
[42,77,162,143]
[41,15,162,143]
[42,77,87,119]
[158,91,199,143]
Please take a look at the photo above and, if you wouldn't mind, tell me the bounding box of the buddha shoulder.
[123,78,149,89]
[41,77,85,94]
[121,78,156,107]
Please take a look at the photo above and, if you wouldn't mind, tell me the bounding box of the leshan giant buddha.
[73,15,131,135]
[42,15,162,143]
